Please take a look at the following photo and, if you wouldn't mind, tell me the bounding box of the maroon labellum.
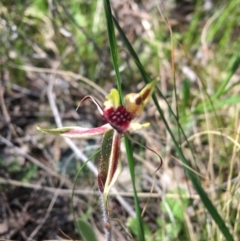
[103,106,133,134]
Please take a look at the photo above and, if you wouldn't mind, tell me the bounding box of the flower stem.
[100,193,112,241]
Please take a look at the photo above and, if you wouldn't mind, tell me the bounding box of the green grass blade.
[214,53,240,99]
[113,16,151,83]
[124,136,145,241]
[194,94,240,114]
[206,1,239,48]
[152,96,234,241]
[113,14,234,241]
[103,0,123,104]
[103,1,145,241]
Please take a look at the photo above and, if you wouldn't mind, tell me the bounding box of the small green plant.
[76,219,98,241]
[158,189,189,240]
[127,189,189,241]
[0,158,38,183]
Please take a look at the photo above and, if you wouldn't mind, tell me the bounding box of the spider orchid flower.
[37,80,156,207]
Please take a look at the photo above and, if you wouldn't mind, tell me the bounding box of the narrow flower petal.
[37,124,112,138]
[124,80,156,117]
[104,89,120,109]
[128,122,150,132]
[76,95,103,115]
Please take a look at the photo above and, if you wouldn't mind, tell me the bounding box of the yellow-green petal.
[124,80,156,117]
[104,89,120,109]
[128,122,150,132]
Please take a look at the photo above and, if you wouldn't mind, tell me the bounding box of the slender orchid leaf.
[113,13,234,241]
[37,124,112,138]
[76,219,98,241]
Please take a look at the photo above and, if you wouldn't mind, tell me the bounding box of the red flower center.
[103,106,133,133]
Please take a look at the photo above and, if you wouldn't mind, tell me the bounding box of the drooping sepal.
[103,130,122,207]
[98,129,114,193]
[98,130,122,208]
[124,80,156,117]
[37,124,112,138]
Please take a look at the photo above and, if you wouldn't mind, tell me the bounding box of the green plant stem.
[103,0,123,104]
[100,193,112,241]
[124,136,145,241]
[103,1,145,240]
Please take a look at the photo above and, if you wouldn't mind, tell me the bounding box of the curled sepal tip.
[76,95,103,115]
